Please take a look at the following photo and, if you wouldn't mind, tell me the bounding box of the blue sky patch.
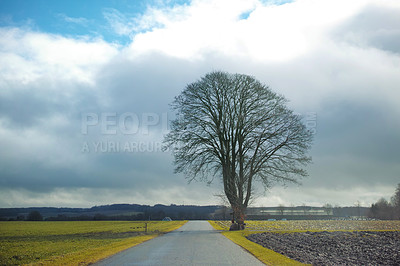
[0,0,190,44]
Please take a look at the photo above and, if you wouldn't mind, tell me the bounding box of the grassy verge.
[0,220,186,265]
[208,221,308,266]
[36,234,157,265]
[223,230,307,266]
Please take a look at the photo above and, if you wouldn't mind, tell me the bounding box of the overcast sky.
[0,0,399,208]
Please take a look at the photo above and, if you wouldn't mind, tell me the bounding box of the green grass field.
[0,220,186,265]
[209,220,400,266]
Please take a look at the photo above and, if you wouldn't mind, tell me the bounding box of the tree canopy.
[27,211,43,221]
[164,71,313,223]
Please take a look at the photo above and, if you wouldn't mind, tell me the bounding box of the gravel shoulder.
[247,230,400,265]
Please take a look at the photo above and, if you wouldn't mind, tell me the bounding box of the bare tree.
[323,203,333,216]
[164,71,313,226]
[27,211,43,221]
[278,204,285,216]
[370,198,393,220]
[355,200,362,218]
[290,204,295,215]
[391,183,400,220]
[302,203,309,215]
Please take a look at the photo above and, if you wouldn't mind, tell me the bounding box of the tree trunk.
[232,204,246,229]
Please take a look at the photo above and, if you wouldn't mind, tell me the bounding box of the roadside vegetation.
[0,220,186,265]
[209,220,400,265]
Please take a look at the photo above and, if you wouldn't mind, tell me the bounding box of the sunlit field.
[0,221,186,265]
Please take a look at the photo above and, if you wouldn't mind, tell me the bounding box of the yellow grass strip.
[33,234,156,265]
[222,230,308,266]
[208,220,227,231]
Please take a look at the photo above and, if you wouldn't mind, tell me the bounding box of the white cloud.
[103,8,138,37]
[126,0,395,61]
[57,14,90,25]
[0,27,119,87]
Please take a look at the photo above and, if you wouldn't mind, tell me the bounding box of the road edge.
[208,221,307,266]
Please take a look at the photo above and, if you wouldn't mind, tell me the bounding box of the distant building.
[260,209,328,216]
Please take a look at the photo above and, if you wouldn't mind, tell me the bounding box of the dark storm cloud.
[0,81,103,137]
[333,4,400,54]
[0,91,55,128]
[307,100,400,188]
[0,164,85,192]
[91,151,184,189]
[315,101,400,161]
[96,52,207,114]
[0,144,185,191]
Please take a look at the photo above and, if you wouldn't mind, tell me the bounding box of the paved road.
[95,220,265,265]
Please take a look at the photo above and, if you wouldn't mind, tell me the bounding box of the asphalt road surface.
[95,220,265,266]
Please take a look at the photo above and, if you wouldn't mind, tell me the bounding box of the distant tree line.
[368,183,400,220]
[1,204,220,221]
[3,192,399,221]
